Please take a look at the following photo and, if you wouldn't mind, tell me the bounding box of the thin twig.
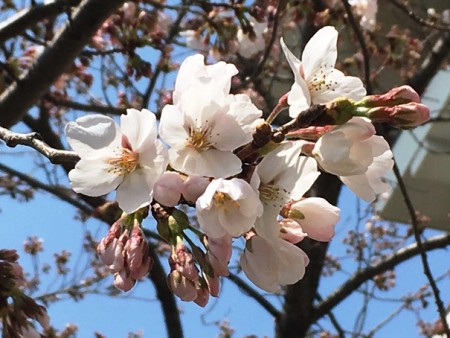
[341,0,372,94]
[0,125,79,164]
[45,96,127,115]
[314,231,450,321]
[0,0,81,43]
[392,161,450,337]
[387,0,450,32]
[0,162,91,215]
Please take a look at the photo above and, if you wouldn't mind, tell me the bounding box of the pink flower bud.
[279,219,307,244]
[360,85,421,107]
[125,225,146,272]
[153,171,184,207]
[114,269,136,292]
[169,240,199,281]
[203,272,220,297]
[205,235,232,277]
[366,102,430,128]
[131,252,153,280]
[167,270,198,301]
[182,176,209,203]
[194,287,210,307]
[122,2,137,24]
[97,237,124,273]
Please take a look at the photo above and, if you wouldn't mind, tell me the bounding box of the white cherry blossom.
[349,0,378,31]
[252,141,320,239]
[280,26,366,118]
[196,178,263,238]
[173,54,238,104]
[237,17,267,58]
[65,109,168,213]
[313,117,393,202]
[159,57,262,178]
[240,235,309,293]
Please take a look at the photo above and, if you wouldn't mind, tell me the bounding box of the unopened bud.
[114,269,136,291]
[167,270,198,301]
[365,102,430,129]
[194,286,210,307]
[358,85,420,108]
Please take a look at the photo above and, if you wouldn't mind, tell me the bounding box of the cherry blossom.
[349,0,378,31]
[240,235,309,292]
[313,117,393,201]
[196,178,263,238]
[65,109,168,213]
[159,57,262,178]
[237,17,267,58]
[252,141,320,239]
[280,26,366,118]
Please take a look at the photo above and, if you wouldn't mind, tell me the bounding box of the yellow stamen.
[107,148,139,175]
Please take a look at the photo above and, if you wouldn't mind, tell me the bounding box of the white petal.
[116,169,153,213]
[275,239,309,284]
[280,38,311,116]
[302,26,338,78]
[169,147,242,178]
[311,69,366,104]
[159,105,190,147]
[65,114,121,157]
[240,236,280,292]
[120,109,157,152]
[69,159,122,196]
[340,174,374,202]
[210,112,251,151]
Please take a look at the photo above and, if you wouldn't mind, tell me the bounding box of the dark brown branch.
[45,96,127,115]
[0,162,91,215]
[0,0,127,128]
[0,0,81,43]
[226,272,280,319]
[392,161,450,337]
[387,0,450,32]
[0,125,79,164]
[314,231,450,322]
[276,173,342,338]
[341,0,372,94]
[148,244,184,338]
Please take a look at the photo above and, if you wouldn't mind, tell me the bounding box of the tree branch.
[0,125,79,164]
[148,244,184,338]
[0,0,81,43]
[341,0,372,94]
[314,232,450,321]
[0,0,126,128]
[0,162,92,215]
[387,0,450,32]
[392,161,450,337]
[45,96,127,115]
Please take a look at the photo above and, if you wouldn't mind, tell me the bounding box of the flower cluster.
[97,214,152,291]
[65,26,429,303]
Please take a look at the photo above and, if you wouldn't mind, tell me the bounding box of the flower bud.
[97,237,124,273]
[114,269,136,292]
[182,176,209,203]
[194,286,210,307]
[203,272,220,297]
[365,102,430,129]
[167,270,198,301]
[358,85,420,108]
[153,171,184,207]
[169,239,199,281]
